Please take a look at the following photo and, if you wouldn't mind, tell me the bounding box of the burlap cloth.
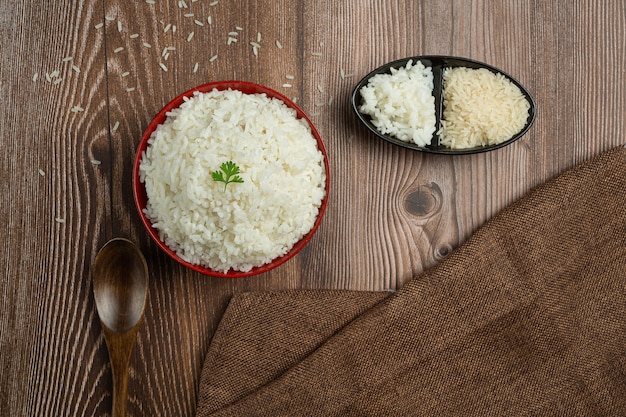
[196,146,626,416]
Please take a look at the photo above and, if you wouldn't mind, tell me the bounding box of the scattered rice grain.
[164,23,172,33]
[235,26,243,30]
[228,31,239,36]
[207,16,212,25]
[146,0,156,4]
[209,0,218,5]
[91,159,101,165]
[55,218,65,224]
[121,71,130,77]
[95,22,104,29]
[62,56,73,62]
[112,121,120,131]
[187,32,194,42]
[38,169,45,176]
[311,52,322,57]
[117,21,122,32]
[105,16,115,21]
[282,83,292,88]
[126,87,135,92]
[275,40,283,49]
[209,54,218,62]
[184,13,194,17]
[53,78,63,85]
[114,47,124,53]
[286,74,294,80]
[130,33,139,39]
[72,65,80,73]
[159,63,168,72]
[194,19,204,26]
[32,73,38,82]
[143,42,152,48]
[193,62,199,73]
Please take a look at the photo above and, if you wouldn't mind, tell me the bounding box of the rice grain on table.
[159,63,168,72]
[139,89,326,273]
[358,59,436,147]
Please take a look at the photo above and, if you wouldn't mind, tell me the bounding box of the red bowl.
[132,81,330,278]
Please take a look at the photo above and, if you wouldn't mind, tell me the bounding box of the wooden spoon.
[93,238,148,417]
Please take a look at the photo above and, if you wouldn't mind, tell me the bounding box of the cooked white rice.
[358,60,436,147]
[139,89,326,273]
[438,67,530,149]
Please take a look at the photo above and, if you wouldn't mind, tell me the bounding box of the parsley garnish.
[212,161,244,190]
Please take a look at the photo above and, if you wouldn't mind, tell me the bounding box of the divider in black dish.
[351,55,537,155]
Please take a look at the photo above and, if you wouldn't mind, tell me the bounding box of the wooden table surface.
[1,0,624,415]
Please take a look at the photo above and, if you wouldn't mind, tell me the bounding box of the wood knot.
[403,182,443,218]
[433,243,453,261]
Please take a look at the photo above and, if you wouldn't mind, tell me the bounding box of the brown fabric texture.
[196,146,626,417]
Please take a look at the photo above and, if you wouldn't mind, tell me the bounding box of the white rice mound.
[438,67,530,149]
[139,89,327,273]
[358,60,436,147]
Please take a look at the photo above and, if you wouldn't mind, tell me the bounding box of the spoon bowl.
[93,238,149,417]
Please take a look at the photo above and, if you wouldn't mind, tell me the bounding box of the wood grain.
[1,1,624,416]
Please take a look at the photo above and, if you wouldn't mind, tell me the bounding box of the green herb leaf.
[212,161,244,190]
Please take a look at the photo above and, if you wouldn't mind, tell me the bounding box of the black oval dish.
[351,55,536,155]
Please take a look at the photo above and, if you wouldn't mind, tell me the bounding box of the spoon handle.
[104,327,139,417]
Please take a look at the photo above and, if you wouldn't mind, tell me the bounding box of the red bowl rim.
[132,80,330,278]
